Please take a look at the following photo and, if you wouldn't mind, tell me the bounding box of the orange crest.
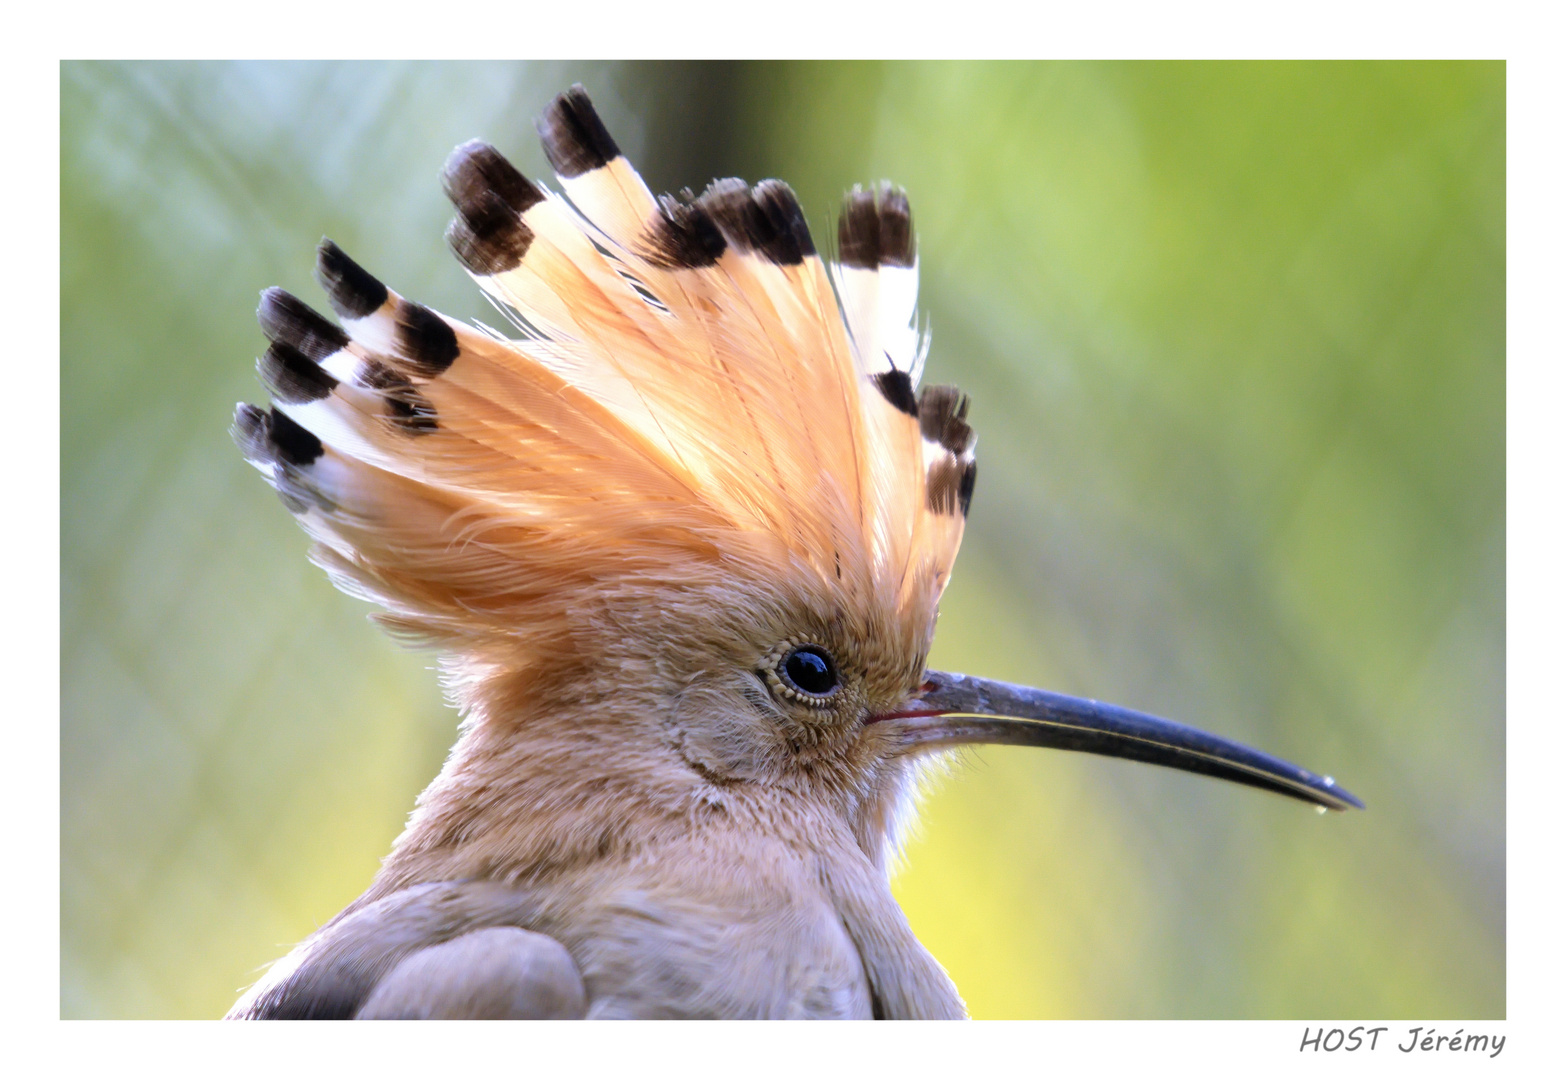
[235,86,975,670]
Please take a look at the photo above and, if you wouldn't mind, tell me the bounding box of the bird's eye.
[772,643,840,704]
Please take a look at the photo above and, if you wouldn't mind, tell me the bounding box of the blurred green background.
[61,61,1503,1019]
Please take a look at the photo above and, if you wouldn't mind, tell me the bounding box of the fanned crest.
[235,86,975,674]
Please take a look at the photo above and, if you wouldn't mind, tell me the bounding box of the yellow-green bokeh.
[62,61,1503,1018]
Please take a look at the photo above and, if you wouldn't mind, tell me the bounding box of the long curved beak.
[883,670,1362,812]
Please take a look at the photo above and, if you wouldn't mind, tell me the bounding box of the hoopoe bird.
[228,86,1361,1020]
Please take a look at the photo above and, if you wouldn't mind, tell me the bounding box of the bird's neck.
[356,678,964,1017]
[365,673,920,887]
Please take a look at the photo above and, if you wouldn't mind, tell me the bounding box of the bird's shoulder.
[228,879,573,1019]
[355,925,585,1019]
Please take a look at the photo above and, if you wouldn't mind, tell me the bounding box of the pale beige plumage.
[228,86,1359,1021]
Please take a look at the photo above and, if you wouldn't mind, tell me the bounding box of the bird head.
[235,85,1357,886]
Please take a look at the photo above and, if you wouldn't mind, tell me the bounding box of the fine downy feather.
[234,84,976,671]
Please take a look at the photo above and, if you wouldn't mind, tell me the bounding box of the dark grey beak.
[886,670,1362,812]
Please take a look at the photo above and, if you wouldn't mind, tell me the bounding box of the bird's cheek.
[669,686,788,784]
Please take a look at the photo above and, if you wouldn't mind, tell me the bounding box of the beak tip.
[1315,773,1365,811]
[1333,790,1366,812]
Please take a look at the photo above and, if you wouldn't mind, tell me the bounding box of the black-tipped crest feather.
[918,385,973,455]
[927,458,977,518]
[394,302,460,378]
[873,370,919,417]
[316,240,389,319]
[231,402,271,462]
[698,178,814,265]
[446,206,534,276]
[259,342,338,405]
[537,85,620,179]
[838,185,915,269]
[257,288,348,362]
[643,193,727,269]
[267,406,325,466]
[442,142,543,276]
[442,140,544,216]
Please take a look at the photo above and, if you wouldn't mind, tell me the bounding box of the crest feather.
[235,86,974,658]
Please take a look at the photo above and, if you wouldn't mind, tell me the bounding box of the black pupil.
[784,647,837,696]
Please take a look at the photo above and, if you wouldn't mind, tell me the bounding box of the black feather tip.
[315,240,388,320]
[643,192,727,269]
[837,184,915,270]
[698,178,815,266]
[873,369,920,417]
[258,341,338,405]
[257,288,348,363]
[442,141,543,276]
[918,385,974,455]
[536,84,621,179]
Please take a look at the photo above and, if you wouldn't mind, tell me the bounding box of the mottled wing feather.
[227,881,559,1020]
[357,927,587,1019]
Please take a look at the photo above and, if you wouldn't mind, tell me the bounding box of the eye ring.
[764,641,841,707]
